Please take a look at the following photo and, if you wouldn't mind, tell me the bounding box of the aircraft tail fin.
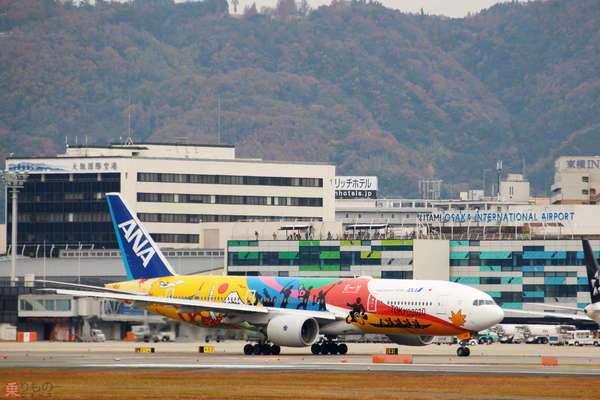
[582,239,600,303]
[106,193,176,280]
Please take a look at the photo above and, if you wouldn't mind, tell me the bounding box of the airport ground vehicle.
[477,332,498,344]
[495,324,525,343]
[548,325,577,345]
[131,325,175,342]
[90,329,106,342]
[523,325,556,344]
[78,328,105,342]
[567,330,600,346]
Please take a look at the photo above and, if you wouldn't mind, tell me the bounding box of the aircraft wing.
[36,279,144,295]
[523,303,584,313]
[502,308,592,321]
[41,287,337,322]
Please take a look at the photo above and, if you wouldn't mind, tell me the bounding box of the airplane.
[517,240,600,325]
[42,192,504,357]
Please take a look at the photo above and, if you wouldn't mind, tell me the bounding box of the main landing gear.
[243,342,281,355]
[311,338,348,355]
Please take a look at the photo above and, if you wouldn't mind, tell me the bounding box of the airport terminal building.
[4,142,335,252]
[3,148,600,340]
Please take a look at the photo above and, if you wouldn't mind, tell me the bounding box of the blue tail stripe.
[106,196,134,280]
[106,193,176,279]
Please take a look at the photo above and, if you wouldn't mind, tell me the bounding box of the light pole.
[2,170,28,286]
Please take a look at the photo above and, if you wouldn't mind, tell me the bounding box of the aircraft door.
[436,294,450,317]
[367,294,377,313]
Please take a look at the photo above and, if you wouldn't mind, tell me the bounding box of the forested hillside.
[1,0,599,197]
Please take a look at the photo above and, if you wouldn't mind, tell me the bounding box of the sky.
[228,0,518,18]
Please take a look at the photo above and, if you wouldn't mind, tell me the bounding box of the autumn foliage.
[1,0,598,196]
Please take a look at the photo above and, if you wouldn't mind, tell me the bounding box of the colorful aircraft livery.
[111,275,484,337]
[44,193,505,356]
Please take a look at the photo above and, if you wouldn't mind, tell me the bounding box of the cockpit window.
[473,299,495,306]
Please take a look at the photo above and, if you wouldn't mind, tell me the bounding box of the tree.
[276,0,297,19]
[244,2,257,17]
[298,0,310,16]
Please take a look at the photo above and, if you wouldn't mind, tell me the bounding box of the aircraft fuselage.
[109,275,503,337]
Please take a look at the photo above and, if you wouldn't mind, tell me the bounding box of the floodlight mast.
[2,170,28,286]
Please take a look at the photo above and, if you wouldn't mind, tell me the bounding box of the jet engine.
[386,334,435,346]
[266,315,319,347]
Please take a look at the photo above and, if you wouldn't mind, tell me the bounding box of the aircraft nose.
[486,306,504,328]
[474,305,504,331]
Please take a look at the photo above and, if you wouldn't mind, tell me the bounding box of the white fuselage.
[584,302,600,324]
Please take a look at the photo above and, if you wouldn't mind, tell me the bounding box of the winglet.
[582,240,600,304]
[106,193,176,280]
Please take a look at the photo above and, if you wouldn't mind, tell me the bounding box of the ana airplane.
[44,193,504,357]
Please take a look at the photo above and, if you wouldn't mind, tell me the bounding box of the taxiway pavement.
[1,341,599,377]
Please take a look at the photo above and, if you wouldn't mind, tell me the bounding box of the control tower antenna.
[496,160,503,199]
[126,96,133,145]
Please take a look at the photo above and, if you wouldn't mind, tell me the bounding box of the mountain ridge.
[1,0,599,197]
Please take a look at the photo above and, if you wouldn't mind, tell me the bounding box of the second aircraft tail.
[582,239,600,304]
[106,192,176,280]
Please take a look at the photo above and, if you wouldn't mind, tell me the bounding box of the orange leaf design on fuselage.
[449,310,466,327]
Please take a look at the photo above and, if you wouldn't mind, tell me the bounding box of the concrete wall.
[412,239,449,280]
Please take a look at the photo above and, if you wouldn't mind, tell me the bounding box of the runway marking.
[80,361,600,376]
[83,363,303,369]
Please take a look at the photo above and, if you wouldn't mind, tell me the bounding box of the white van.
[90,329,106,342]
[567,330,599,346]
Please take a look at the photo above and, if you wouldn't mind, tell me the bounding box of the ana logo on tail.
[118,219,156,267]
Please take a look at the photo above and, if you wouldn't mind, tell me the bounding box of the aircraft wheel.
[243,344,253,355]
[326,343,338,355]
[338,343,348,355]
[311,343,321,355]
[252,344,262,355]
[271,345,281,355]
[457,347,470,357]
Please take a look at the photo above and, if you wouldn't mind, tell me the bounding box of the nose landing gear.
[456,346,470,357]
[456,337,473,357]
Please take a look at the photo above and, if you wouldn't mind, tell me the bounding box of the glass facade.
[138,213,321,223]
[7,173,121,250]
[138,172,322,187]
[449,240,594,309]
[227,239,414,276]
[137,192,323,207]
